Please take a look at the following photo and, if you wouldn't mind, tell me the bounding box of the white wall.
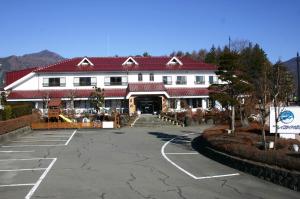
[10,70,217,91]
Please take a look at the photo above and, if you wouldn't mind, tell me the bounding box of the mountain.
[283,56,299,93]
[283,56,299,75]
[0,50,65,87]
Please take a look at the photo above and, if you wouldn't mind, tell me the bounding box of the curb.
[192,136,300,192]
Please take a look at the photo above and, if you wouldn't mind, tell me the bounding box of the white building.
[4,56,218,115]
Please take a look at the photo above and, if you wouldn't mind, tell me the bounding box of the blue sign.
[279,110,294,124]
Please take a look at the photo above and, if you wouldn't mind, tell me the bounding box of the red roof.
[5,57,217,87]
[5,67,38,86]
[127,83,166,92]
[8,87,209,100]
[36,56,217,73]
[167,88,209,97]
[7,89,126,99]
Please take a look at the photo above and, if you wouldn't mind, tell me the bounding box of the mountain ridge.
[0,50,65,87]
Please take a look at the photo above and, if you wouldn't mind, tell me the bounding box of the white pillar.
[202,98,207,109]
[35,102,39,109]
[176,99,181,110]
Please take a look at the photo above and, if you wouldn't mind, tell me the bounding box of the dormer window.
[166,56,183,66]
[122,57,138,66]
[77,57,94,67]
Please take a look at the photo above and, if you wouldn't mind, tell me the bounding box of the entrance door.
[135,96,162,114]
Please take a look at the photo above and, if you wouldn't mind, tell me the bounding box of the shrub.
[11,104,32,118]
[200,126,300,171]
[2,105,12,120]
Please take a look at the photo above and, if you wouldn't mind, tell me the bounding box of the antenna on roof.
[106,34,110,56]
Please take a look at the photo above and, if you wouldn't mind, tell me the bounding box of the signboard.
[270,106,300,134]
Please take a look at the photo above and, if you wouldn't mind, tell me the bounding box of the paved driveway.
[0,126,298,199]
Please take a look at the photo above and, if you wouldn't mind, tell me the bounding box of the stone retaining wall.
[0,126,32,143]
[192,136,300,192]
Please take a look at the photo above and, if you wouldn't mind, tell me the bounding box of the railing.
[163,81,172,85]
[104,82,128,86]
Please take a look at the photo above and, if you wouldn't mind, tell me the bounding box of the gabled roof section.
[77,57,94,66]
[5,67,38,86]
[33,56,217,73]
[166,56,183,66]
[122,57,139,66]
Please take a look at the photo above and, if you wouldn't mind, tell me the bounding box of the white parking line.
[165,152,199,155]
[25,158,57,199]
[196,173,240,180]
[23,136,69,138]
[161,133,239,180]
[1,144,65,147]
[12,140,68,143]
[0,168,47,172]
[65,129,77,146]
[1,130,77,148]
[0,183,35,188]
[0,150,34,153]
[0,158,55,161]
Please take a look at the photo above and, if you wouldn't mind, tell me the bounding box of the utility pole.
[297,52,300,105]
[228,36,231,51]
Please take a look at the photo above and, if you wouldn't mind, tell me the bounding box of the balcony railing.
[176,81,187,85]
[163,81,172,85]
[104,82,128,86]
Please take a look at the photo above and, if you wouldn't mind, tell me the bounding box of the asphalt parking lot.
[0,126,299,199]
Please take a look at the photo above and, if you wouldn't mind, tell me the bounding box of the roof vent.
[77,57,94,67]
[122,57,139,66]
[166,56,183,66]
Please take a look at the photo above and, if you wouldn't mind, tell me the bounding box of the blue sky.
[0,0,299,62]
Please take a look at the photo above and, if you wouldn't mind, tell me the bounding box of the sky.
[0,0,299,63]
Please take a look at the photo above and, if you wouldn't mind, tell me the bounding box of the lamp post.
[297,52,300,105]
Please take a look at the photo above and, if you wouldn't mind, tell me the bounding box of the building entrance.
[135,96,162,114]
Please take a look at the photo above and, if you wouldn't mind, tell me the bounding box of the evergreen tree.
[205,45,218,65]
[209,47,253,134]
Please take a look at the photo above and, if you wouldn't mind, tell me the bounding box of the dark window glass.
[79,77,91,86]
[110,77,122,85]
[49,78,60,87]
[176,76,187,85]
[150,73,154,81]
[138,73,143,81]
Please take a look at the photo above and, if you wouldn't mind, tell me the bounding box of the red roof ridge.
[35,57,78,72]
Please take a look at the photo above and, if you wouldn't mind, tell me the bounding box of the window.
[163,76,172,85]
[138,73,143,81]
[110,77,122,85]
[74,77,96,86]
[176,76,187,85]
[192,98,202,108]
[104,76,128,86]
[209,76,214,84]
[195,76,205,84]
[207,98,215,108]
[43,77,66,87]
[150,73,154,81]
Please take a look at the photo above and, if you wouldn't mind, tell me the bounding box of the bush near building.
[198,125,300,171]
[0,103,33,121]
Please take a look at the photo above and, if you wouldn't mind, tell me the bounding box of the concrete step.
[133,115,178,127]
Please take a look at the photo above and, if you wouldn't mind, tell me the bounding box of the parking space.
[161,132,239,180]
[0,129,76,199]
